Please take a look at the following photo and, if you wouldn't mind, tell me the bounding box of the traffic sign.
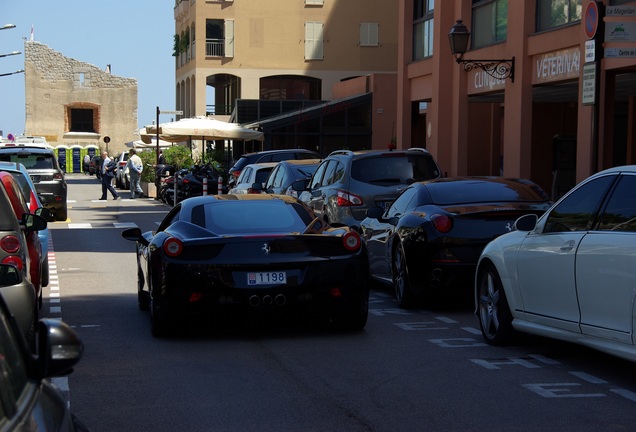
[160,110,183,115]
[585,1,599,39]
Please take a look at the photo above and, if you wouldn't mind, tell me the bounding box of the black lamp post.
[448,19,515,82]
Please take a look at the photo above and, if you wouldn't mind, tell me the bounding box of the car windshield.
[0,154,55,170]
[191,201,313,234]
[351,155,439,185]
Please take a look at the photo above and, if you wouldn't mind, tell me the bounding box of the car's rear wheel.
[392,244,414,309]
[477,264,514,346]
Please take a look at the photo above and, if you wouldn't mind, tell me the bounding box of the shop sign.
[605,47,636,58]
[606,6,636,17]
[581,63,597,106]
[532,48,580,84]
[467,69,506,93]
[605,21,636,42]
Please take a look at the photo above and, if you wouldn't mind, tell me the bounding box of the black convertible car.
[122,194,369,336]
[360,177,552,308]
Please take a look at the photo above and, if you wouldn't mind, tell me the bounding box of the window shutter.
[224,19,234,58]
[305,22,324,60]
[360,23,379,47]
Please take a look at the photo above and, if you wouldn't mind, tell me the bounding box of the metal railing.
[206,39,224,57]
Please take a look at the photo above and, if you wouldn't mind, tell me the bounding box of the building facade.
[24,41,138,155]
[174,0,399,153]
[398,0,636,199]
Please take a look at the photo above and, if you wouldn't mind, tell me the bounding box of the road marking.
[462,327,482,335]
[114,222,138,228]
[68,223,92,229]
[394,322,449,331]
[611,388,636,402]
[569,371,607,384]
[435,316,458,324]
[471,357,542,369]
[430,338,488,348]
[522,383,605,398]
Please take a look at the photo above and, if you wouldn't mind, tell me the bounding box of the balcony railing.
[206,38,225,57]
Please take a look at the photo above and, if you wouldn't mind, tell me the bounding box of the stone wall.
[24,41,138,155]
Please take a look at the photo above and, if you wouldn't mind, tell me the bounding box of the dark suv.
[228,148,321,187]
[304,148,442,229]
[0,146,68,221]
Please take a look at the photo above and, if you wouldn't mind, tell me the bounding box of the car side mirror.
[37,319,83,377]
[514,214,538,232]
[366,206,385,220]
[121,227,149,246]
[21,213,47,232]
[291,179,309,192]
[35,207,54,222]
[251,182,264,192]
[0,263,22,287]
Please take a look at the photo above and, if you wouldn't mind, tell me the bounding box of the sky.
[0,1,175,138]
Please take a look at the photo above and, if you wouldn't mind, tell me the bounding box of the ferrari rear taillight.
[53,173,64,180]
[1,235,20,254]
[163,238,183,257]
[431,214,453,233]
[2,256,24,272]
[342,231,361,251]
[336,190,363,207]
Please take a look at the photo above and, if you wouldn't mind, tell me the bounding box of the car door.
[576,173,636,343]
[515,174,616,333]
[308,160,333,218]
[364,186,418,280]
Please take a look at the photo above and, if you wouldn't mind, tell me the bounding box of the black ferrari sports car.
[360,177,552,308]
[122,194,369,336]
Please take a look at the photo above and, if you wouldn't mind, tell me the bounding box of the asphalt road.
[41,174,636,432]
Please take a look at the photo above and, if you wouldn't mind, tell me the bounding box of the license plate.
[247,271,287,285]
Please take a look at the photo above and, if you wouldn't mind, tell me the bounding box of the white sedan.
[228,162,277,194]
[476,165,636,362]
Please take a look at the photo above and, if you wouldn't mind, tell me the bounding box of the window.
[70,108,95,133]
[360,23,379,47]
[537,0,582,32]
[413,0,434,60]
[472,0,508,49]
[305,22,324,61]
[544,175,615,233]
[598,175,636,232]
[206,19,225,57]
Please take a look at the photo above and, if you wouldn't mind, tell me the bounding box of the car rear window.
[255,168,274,184]
[351,155,439,185]
[0,154,55,170]
[193,201,312,234]
[425,180,550,205]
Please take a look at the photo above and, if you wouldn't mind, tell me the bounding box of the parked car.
[115,151,130,189]
[475,165,636,362]
[228,162,277,194]
[0,161,52,293]
[361,177,552,308]
[0,265,87,431]
[302,148,442,230]
[0,145,68,221]
[0,177,47,347]
[89,154,102,178]
[121,194,369,337]
[263,158,322,195]
[228,148,321,187]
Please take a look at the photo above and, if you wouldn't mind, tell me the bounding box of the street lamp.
[448,19,515,82]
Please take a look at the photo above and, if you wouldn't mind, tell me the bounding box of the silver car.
[305,149,442,229]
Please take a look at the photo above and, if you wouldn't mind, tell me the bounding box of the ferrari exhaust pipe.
[262,295,273,305]
[249,295,260,306]
[275,294,286,306]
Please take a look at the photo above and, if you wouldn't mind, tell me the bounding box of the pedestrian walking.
[83,154,91,175]
[99,151,120,200]
[127,149,144,198]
